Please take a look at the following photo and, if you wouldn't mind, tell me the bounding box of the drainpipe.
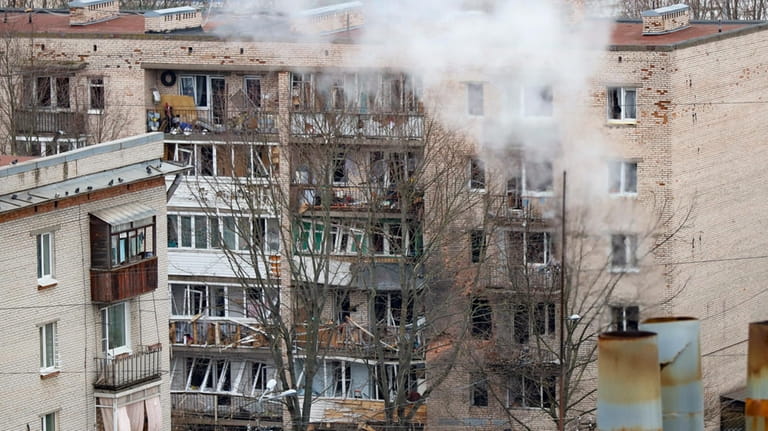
[639,317,703,431]
[746,321,768,430]
[597,331,662,431]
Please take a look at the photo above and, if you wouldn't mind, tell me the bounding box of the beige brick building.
[0,133,183,431]
[0,2,767,430]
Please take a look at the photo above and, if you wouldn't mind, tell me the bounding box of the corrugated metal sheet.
[91,202,155,226]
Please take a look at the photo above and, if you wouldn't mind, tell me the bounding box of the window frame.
[470,373,489,407]
[244,76,262,109]
[470,229,486,263]
[88,76,105,113]
[471,297,493,339]
[607,86,637,123]
[609,160,638,196]
[507,374,555,409]
[41,411,57,431]
[39,321,59,373]
[36,231,55,285]
[100,302,130,357]
[467,82,484,116]
[610,233,639,272]
[468,157,486,192]
[611,305,640,331]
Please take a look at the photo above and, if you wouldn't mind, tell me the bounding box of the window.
[101,302,129,355]
[170,284,270,319]
[508,374,555,408]
[607,87,636,121]
[510,302,556,344]
[297,220,412,256]
[611,234,638,271]
[39,322,59,372]
[611,305,639,331]
[332,361,351,398]
[291,72,314,109]
[108,218,154,267]
[467,82,484,115]
[508,231,554,266]
[180,75,209,107]
[471,297,492,339]
[374,292,414,327]
[245,76,261,109]
[89,77,104,111]
[36,232,55,283]
[333,152,348,183]
[609,160,638,195]
[166,142,275,178]
[469,158,485,191]
[522,85,553,117]
[41,412,56,431]
[470,374,488,406]
[524,160,553,194]
[168,214,279,252]
[30,76,70,109]
[470,229,486,263]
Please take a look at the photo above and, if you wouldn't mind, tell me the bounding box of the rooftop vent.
[641,3,690,35]
[144,7,201,33]
[68,0,119,26]
[291,1,364,35]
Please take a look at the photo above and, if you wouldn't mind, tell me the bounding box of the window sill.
[107,347,132,358]
[609,267,640,274]
[609,192,638,198]
[606,119,637,126]
[40,370,60,380]
[37,278,58,290]
[87,109,103,115]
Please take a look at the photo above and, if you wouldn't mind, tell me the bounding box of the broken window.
[245,76,262,109]
[534,302,557,335]
[609,160,638,194]
[611,305,639,331]
[469,157,486,191]
[470,229,486,263]
[467,82,484,115]
[89,77,104,111]
[513,303,530,344]
[526,232,553,265]
[471,297,493,339]
[333,152,348,183]
[508,373,555,408]
[375,292,414,327]
[291,72,313,110]
[335,290,351,324]
[470,373,488,407]
[611,234,638,271]
[524,160,553,194]
[332,361,351,398]
[522,85,553,117]
[607,87,637,121]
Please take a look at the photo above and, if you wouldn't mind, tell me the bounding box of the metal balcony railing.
[171,391,283,422]
[146,108,278,135]
[294,184,422,213]
[94,345,162,390]
[290,112,424,139]
[169,319,269,348]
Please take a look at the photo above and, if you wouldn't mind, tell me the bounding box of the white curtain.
[98,397,114,431]
[116,407,131,431]
[145,396,163,431]
[126,401,145,431]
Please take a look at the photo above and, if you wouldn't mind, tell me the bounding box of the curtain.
[126,401,145,431]
[98,397,114,431]
[145,396,163,431]
[116,407,131,431]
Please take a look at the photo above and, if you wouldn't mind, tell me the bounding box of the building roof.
[609,20,758,47]
[91,202,155,225]
[0,155,35,166]
[144,6,197,17]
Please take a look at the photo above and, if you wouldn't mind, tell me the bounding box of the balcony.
[90,256,158,303]
[14,109,86,135]
[146,108,278,137]
[310,397,426,424]
[488,193,556,225]
[486,264,561,292]
[294,318,422,359]
[94,345,162,391]
[290,112,424,140]
[295,184,423,214]
[170,319,269,348]
[171,391,283,425]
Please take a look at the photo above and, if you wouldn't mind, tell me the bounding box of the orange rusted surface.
[748,322,768,382]
[746,398,768,417]
[598,331,661,404]
[318,398,426,423]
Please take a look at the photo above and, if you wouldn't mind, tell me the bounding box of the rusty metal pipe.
[639,317,703,431]
[597,331,662,431]
[746,321,768,431]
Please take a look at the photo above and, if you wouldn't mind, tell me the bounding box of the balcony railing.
[170,319,269,348]
[290,112,424,139]
[486,264,561,291]
[171,391,283,422]
[146,108,278,135]
[295,184,423,213]
[91,256,158,303]
[294,318,422,357]
[488,193,556,223]
[14,109,86,135]
[94,345,162,390]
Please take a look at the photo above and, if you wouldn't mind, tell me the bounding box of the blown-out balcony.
[90,256,158,303]
[294,318,422,359]
[146,108,278,137]
[171,391,283,426]
[294,184,424,214]
[290,112,424,140]
[485,264,561,292]
[14,109,86,135]
[94,345,162,391]
[170,318,269,349]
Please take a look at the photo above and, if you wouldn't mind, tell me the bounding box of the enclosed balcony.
[290,112,424,140]
[171,391,283,427]
[146,108,278,137]
[90,203,158,303]
[14,109,87,135]
[94,344,162,391]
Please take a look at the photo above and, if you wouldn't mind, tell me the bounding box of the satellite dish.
[266,379,277,392]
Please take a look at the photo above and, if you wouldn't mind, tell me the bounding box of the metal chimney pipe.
[597,331,662,431]
[746,321,768,430]
[639,317,703,431]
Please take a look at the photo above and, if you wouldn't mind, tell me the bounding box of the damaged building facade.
[1,1,768,430]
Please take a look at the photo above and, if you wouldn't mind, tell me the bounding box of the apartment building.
[0,133,183,431]
[1,1,768,430]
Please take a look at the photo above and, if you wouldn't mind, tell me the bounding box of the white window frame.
[39,321,60,373]
[468,157,486,192]
[467,82,484,116]
[180,74,223,109]
[31,76,70,110]
[611,305,640,331]
[101,302,130,356]
[41,411,57,431]
[36,231,55,285]
[607,87,637,123]
[507,374,555,409]
[609,160,638,196]
[610,233,639,272]
[88,77,104,114]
